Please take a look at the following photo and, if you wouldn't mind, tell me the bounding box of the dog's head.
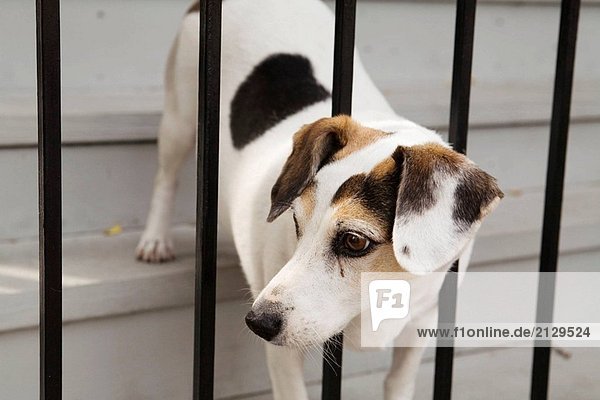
[245,115,503,346]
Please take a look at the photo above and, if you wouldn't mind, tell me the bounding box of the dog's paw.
[135,233,175,263]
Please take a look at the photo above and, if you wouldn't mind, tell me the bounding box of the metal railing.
[34,0,582,399]
[36,0,62,398]
[321,1,358,398]
[531,1,581,399]
[433,0,476,398]
[193,0,222,398]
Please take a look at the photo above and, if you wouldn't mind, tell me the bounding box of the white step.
[2,81,600,147]
[2,123,600,260]
[2,223,600,333]
[0,226,242,332]
[1,195,600,332]
[1,247,599,399]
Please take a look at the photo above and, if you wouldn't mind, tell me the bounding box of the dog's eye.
[341,232,371,255]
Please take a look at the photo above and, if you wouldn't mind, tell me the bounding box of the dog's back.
[140,0,402,270]
[175,0,397,255]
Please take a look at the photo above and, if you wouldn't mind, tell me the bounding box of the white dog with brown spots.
[136,1,503,399]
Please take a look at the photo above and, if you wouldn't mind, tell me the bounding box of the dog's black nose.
[245,310,283,342]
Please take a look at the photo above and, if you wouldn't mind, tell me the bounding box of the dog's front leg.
[384,306,438,400]
[266,344,309,400]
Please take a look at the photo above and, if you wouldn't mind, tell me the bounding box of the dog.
[136,1,503,398]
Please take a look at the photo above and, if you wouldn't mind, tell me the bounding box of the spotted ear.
[391,143,503,274]
[267,116,356,222]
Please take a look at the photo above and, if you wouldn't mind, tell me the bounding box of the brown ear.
[267,116,356,222]
[391,143,504,274]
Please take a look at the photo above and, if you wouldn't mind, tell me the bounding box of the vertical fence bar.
[433,1,477,399]
[321,0,356,399]
[193,1,222,399]
[530,1,580,399]
[36,0,62,399]
[433,267,458,400]
[330,0,357,117]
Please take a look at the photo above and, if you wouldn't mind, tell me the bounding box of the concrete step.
[2,246,599,399]
[1,121,600,243]
[2,82,600,148]
[242,347,600,400]
[1,217,600,333]
[0,226,242,332]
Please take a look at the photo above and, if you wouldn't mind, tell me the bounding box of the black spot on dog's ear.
[393,145,445,217]
[230,54,330,149]
[453,168,504,231]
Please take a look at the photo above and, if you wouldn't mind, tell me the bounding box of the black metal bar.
[530,1,580,399]
[36,0,62,399]
[321,1,356,399]
[193,0,222,399]
[331,0,357,117]
[433,265,458,400]
[447,0,476,155]
[322,335,344,400]
[433,1,477,399]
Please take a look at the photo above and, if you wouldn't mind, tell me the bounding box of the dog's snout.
[245,310,283,342]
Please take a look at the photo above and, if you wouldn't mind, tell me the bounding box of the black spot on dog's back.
[230,54,330,149]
